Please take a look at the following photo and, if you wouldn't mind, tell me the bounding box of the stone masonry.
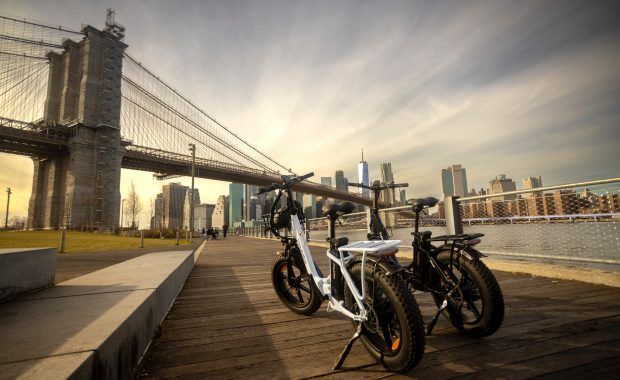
[28,25,127,229]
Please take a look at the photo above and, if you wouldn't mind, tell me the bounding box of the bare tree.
[126,182,143,230]
[9,216,27,230]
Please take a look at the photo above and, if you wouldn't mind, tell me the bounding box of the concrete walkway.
[0,241,206,379]
[55,239,204,283]
[136,237,620,379]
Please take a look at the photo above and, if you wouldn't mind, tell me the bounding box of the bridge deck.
[136,237,620,379]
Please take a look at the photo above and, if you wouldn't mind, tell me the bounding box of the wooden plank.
[135,237,620,380]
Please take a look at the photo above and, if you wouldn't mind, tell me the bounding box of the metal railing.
[450,178,620,265]
[240,177,619,267]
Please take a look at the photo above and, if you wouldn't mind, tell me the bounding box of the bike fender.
[348,254,405,276]
[437,244,486,261]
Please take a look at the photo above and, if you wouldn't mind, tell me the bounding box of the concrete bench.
[0,243,204,380]
[0,247,56,302]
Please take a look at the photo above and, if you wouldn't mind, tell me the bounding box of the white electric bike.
[260,173,425,373]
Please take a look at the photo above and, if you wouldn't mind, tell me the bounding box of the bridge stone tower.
[28,22,127,230]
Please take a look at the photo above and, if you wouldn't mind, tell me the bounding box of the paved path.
[55,239,204,283]
[136,237,620,379]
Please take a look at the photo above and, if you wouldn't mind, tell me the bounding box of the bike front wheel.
[271,254,323,315]
[344,262,425,373]
[432,249,504,337]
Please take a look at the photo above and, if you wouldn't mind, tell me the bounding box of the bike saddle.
[408,197,439,211]
[322,201,356,220]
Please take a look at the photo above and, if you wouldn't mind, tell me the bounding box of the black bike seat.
[322,201,356,219]
[408,197,439,211]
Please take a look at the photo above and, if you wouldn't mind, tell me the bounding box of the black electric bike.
[349,181,504,338]
[261,173,425,372]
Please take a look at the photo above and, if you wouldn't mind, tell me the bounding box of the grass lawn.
[0,230,192,253]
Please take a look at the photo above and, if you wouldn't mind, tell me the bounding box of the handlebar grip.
[348,183,362,188]
[392,183,409,188]
[298,172,314,181]
[258,184,277,194]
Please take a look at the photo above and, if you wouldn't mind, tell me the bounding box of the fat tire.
[344,262,425,373]
[432,249,504,338]
[271,254,322,316]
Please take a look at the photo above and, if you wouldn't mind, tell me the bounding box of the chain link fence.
[457,181,619,265]
[240,178,619,267]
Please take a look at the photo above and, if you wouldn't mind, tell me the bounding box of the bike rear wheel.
[271,253,323,315]
[344,262,425,373]
[432,249,504,337]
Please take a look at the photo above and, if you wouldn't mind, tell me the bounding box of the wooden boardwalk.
[136,237,620,379]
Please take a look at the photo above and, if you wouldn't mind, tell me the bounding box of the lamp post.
[189,143,196,243]
[120,198,126,228]
[4,187,11,229]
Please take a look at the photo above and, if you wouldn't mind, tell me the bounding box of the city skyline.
[1,0,619,225]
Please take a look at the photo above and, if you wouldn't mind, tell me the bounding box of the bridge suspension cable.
[0,13,298,178]
[0,15,83,124]
[120,53,295,176]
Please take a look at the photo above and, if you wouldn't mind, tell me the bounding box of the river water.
[307,221,620,265]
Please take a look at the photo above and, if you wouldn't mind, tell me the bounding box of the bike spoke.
[296,283,312,293]
[379,321,393,349]
[466,299,481,319]
[296,287,305,303]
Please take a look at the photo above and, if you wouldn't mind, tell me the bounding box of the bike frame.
[272,187,370,322]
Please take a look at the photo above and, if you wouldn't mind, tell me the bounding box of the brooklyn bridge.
[0,13,371,230]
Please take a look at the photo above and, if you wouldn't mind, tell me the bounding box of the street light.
[188,143,196,243]
[4,188,11,229]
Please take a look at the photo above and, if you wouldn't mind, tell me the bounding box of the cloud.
[1,0,619,219]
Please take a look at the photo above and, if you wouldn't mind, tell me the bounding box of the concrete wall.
[0,244,205,379]
[0,248,56,302]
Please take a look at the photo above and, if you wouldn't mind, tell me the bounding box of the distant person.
[206,226,213,240]
[202,227,206,238]
[222,224,229,238]
[212,227,218,240]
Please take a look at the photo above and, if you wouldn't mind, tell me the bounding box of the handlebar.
[347,182,366,188]
[391,183,409,188]
[347,182,408,190]
[257,184,278,195]
[257,172,314,195]
[298,172,314,182]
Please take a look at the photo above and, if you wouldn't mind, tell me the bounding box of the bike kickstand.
[425,299,448,336]
[333,324,363,370]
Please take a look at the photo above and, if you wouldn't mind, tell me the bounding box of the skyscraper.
[228,183,244,225]
[488,174,517,200]
[160,182,188,229]
[193,204,215,231]
[321,177,332,187]
[212,195,229,227]
[358,149,369,198]
[183,188,201,229]
[380,163,396,205]
[441,165,468,198]
[244,184,259,221]
[303,194,317,218]
[335,170,347,191]
[523,176,543,191]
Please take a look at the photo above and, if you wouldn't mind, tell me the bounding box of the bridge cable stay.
[120,53,295,176]
[120,75,260,170]
[0,15,83,125]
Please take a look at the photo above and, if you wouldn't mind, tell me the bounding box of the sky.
[1,0,619,227]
